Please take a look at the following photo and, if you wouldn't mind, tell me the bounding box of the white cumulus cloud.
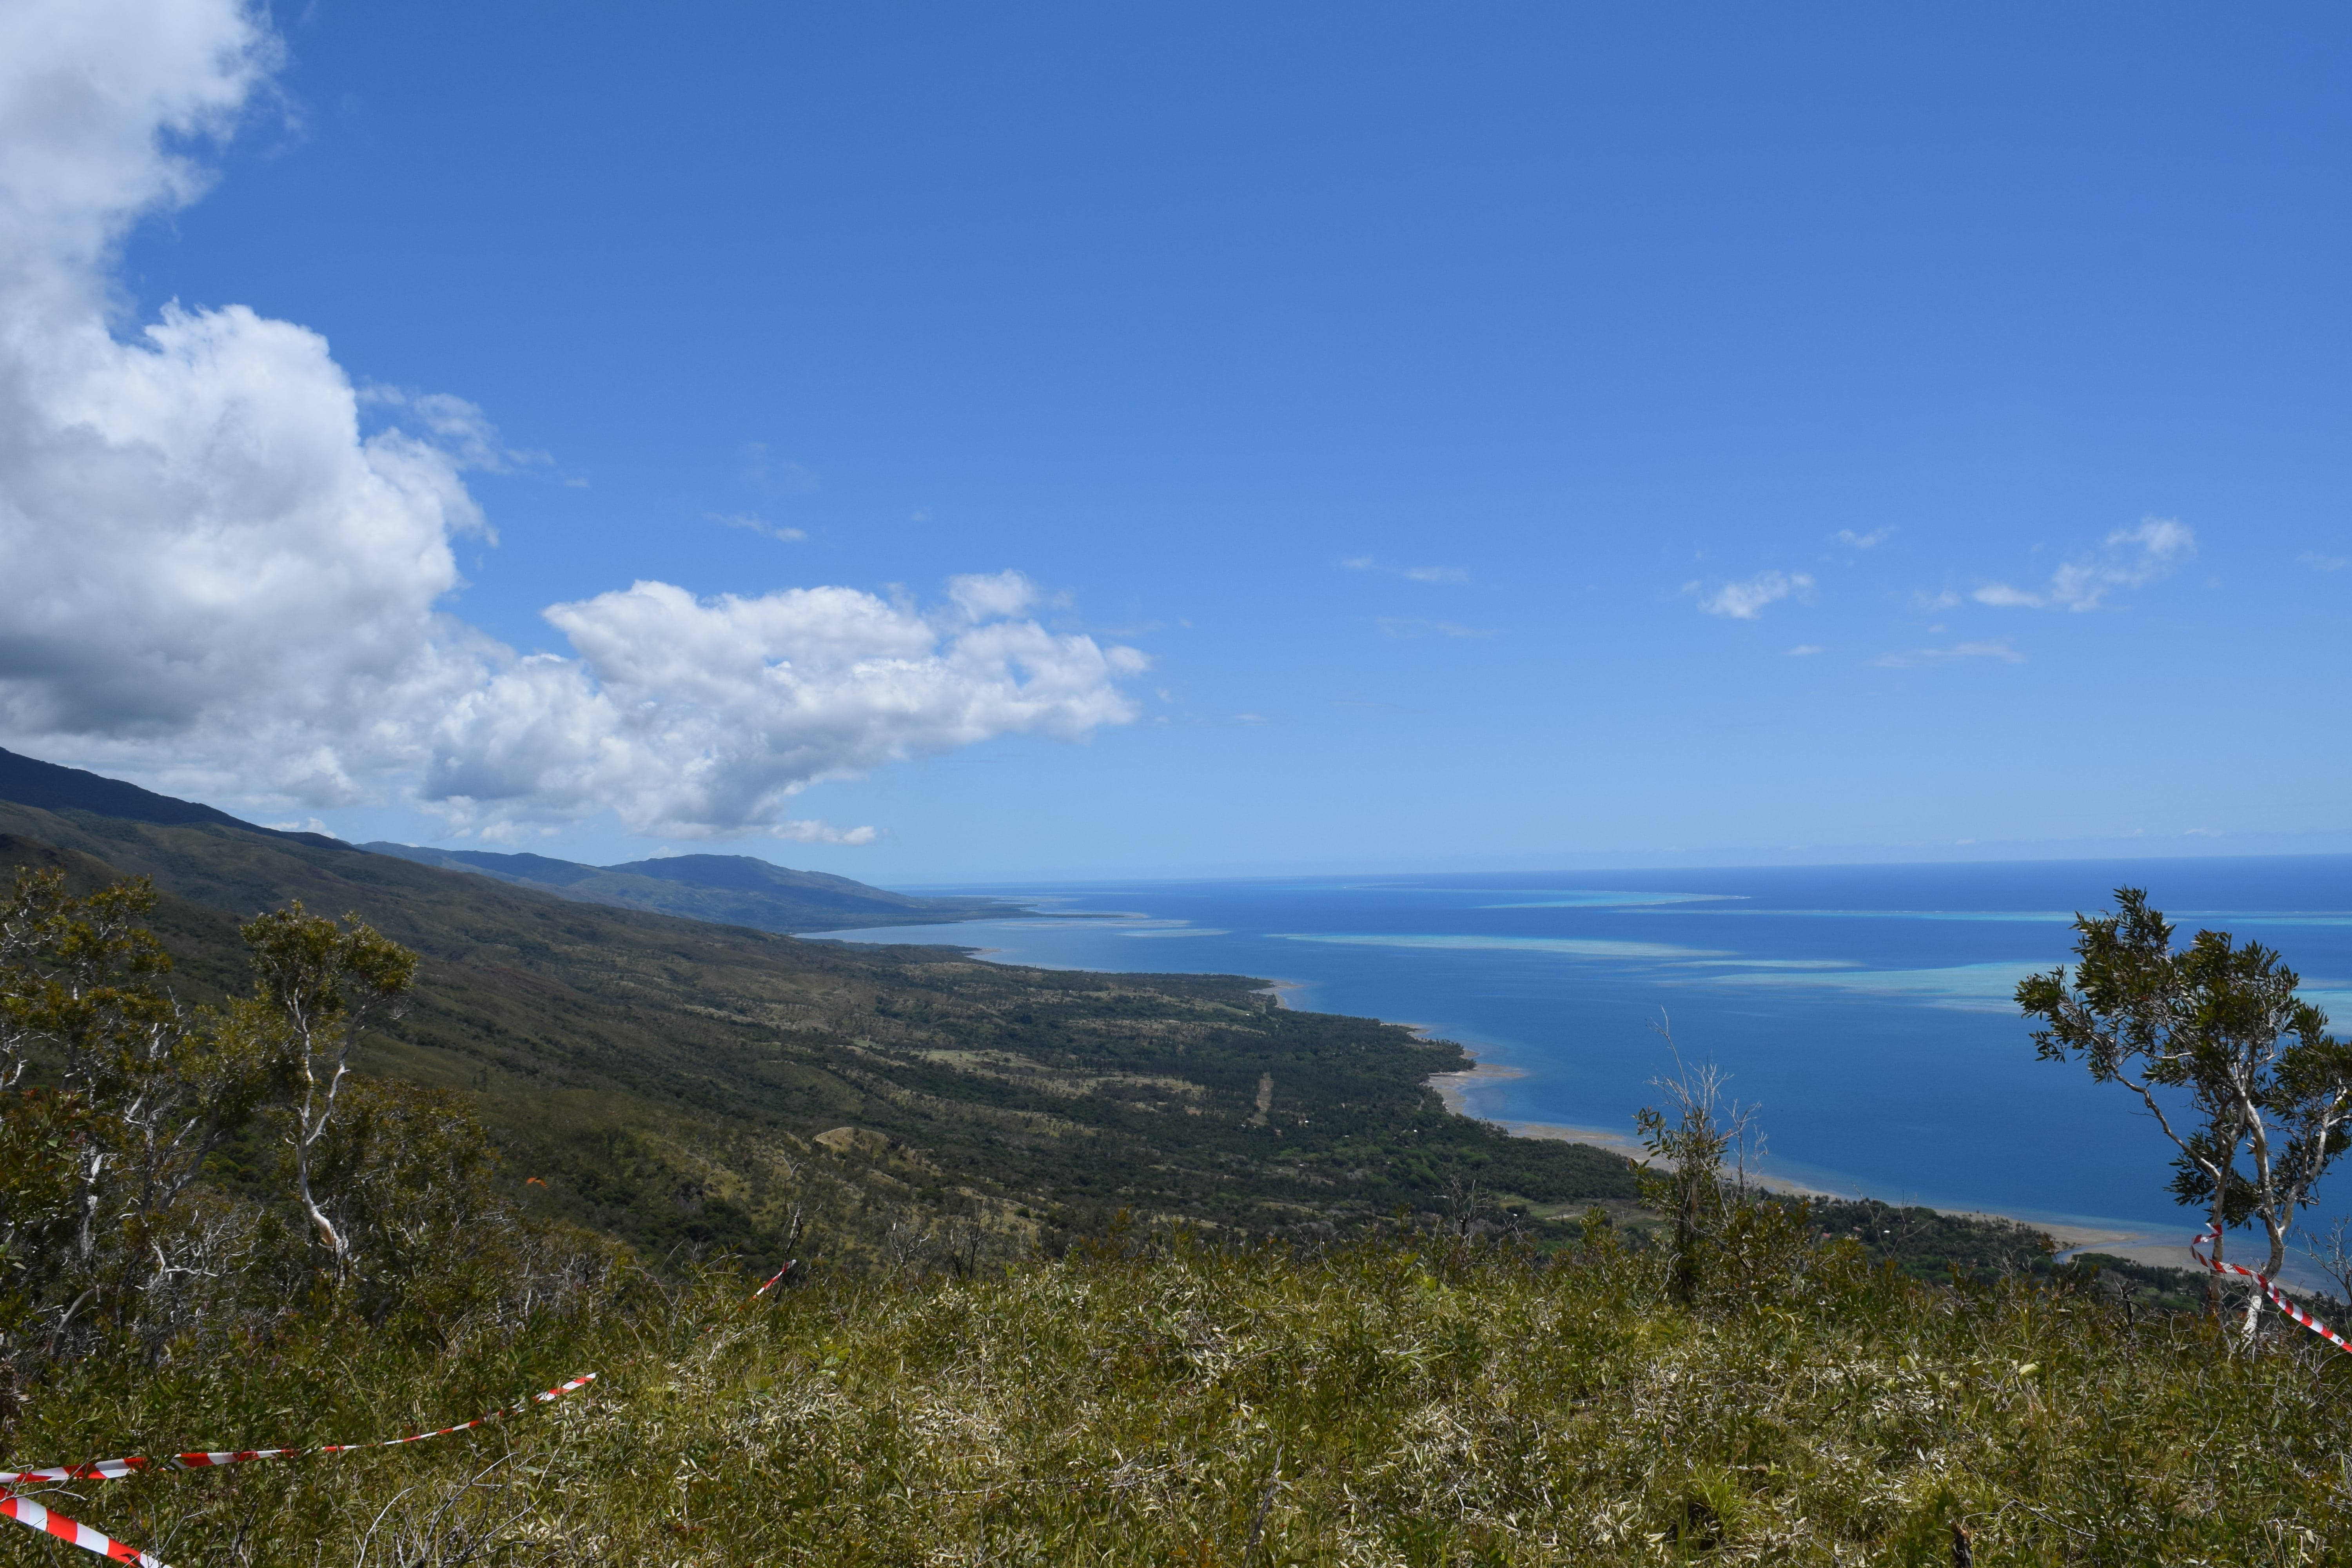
[1973,518,2195,611]
[1693,570,1814,620]
[424,576,1144,841]
[0,0,1144,842]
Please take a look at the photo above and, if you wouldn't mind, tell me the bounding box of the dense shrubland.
[7,873,2352,1565]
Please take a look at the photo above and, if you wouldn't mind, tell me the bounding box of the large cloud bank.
[0,0,1142,842]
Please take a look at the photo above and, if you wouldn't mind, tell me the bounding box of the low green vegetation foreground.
[11,1228,2352,1567]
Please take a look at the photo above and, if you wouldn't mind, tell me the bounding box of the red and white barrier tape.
[4,1257,790,1565]
[1,1375,595,1568]
[0,1495,166,1568]
[1,1375,595,1487]
[2189,1225,2352,1354]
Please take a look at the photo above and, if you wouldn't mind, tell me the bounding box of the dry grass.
[10,1223,2352,1567]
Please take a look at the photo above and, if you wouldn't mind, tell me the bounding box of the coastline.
[1252,980,1310,1010]
[1425,1053,2162,1256]
[824,917,2304,1286]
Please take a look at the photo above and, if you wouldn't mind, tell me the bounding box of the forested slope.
[0,797,1635,1267]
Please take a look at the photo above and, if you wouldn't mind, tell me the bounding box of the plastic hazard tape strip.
[0,1495,167,1568]
[2189,1225,2352,1354]
[1,1374,595,1568]
[1,1256,784,1565]
[1,1375,596,1486]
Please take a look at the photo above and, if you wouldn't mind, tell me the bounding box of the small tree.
[0,871,272,1360]
[235,902,419,1271]
[2017,887,2352,1345]
[1635,1015,1764,1308]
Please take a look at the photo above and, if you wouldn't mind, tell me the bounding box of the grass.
[10,1225,2351,1566]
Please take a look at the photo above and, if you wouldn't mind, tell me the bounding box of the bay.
[806,856,2352,1234]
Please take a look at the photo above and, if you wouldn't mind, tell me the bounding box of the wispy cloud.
[1377,617,1495,639]
[2299,550,2348,572]
[1835,527,1895,548]
[1343,556,1468,583]
[772,820,879,845]
[708,511,807,542]
[1784,644,1823,657]
[1869,640,2026,669]
[739,442,820,495]
[1911,589,1960,613]
[359,386,550,477]
[1974,518,2194,611]
[1691,571,1814,620]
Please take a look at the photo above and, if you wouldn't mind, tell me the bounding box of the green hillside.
[0,794,1636,1269]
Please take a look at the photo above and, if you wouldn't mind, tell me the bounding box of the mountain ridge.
[0,747,1009,936]
[361,841,1014,933]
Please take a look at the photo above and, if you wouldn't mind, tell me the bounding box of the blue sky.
[7,2,2351,880]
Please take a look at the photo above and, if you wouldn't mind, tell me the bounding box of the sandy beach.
[1252,980,1310,1010]
[1425,1056,2186,1257]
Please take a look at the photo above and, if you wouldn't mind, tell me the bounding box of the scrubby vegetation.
[11,1219,2352,1566]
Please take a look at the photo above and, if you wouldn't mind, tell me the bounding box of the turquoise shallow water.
[807,857,2352,1234]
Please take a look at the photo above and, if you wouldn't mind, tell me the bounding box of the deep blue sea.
[807,857,2352,1235]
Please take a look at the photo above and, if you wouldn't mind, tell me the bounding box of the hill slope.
[0,786,1635,1266]
[361,841,1012,933]
[0,744,317,837]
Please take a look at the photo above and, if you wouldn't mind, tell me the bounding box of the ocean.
[806,856,2352,1235]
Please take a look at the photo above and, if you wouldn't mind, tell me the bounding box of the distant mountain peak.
[360,842,1009,934]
